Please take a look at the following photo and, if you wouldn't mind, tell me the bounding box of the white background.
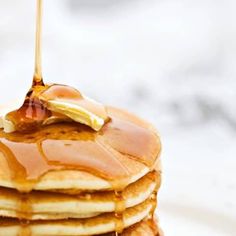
[0,1,235,235]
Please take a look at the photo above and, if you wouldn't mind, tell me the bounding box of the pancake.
[116,218,163,236]
[0,156,150,192]
[0,171,160,220]
[0,107,161,193]
[0,199,153,236]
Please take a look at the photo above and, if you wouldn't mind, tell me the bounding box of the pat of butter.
[0,94,108,133]
[39,84,108,131]
[46,98,106,131]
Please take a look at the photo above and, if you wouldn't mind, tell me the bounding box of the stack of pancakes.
[0,107,162,235]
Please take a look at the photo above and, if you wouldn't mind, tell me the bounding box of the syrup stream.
[33,0,44,87]
[20,1,43,234]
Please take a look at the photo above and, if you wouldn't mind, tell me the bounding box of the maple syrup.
[6,0,47,132]
[114,190,126,234]
[149,172,161,219]
[20,220,31,236]
[33,0,43,86]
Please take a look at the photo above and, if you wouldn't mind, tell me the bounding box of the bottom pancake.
[0,218,163,236]
[0,200,154,235]
[102,218,163,236]
[0,218,162,236]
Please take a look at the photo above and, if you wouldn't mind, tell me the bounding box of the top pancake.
[0,106,161,192]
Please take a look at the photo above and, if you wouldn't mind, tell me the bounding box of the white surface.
[158,124,236,236]
[0,0,235,235]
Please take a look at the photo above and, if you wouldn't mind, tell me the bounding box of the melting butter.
[39,84,109,131]
[0,84,108,133]
[46,99,105,131]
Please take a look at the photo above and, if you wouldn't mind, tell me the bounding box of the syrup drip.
[19,194,32,236]
[149,171,161,219]
[7,94,51,132]
[19,194,32,219]
[20,220,31,236]
[150,191,158,219]
[114,190,126,235]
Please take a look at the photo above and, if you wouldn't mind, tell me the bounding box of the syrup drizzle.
[33,0,44,86]
[114,190,126,235]
[15,0,43,234]
[20,220,31,236]
[6,0,47,132]
[149,176,160,219]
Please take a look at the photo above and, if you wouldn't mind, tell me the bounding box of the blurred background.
[0,0,235,235]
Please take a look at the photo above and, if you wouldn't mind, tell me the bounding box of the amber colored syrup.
[7,94,51,132]
[149,172,161,219]
[114,190,126,234]
[33,0,43,86]
[20,220,31,236]
[7,0,47,133]
[10,0,43,234]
